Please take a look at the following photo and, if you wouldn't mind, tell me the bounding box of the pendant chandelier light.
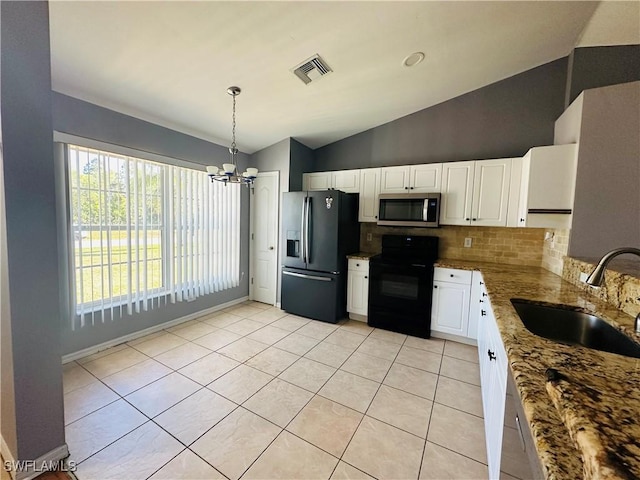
[206,86,258,186]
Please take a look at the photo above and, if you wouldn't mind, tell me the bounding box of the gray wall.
[1,0,65,461]
[567,45,640,106]
[289,139,314,191]
[567,81,640,258]
[53,93,251,355]
[251,138,290,197]
[250,139,292,304]
[314,58,568,171]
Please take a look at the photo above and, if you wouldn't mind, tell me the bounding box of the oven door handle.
[411,264,427,268]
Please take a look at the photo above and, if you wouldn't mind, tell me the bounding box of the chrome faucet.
[585,247,640,286]
[585,247,640,334]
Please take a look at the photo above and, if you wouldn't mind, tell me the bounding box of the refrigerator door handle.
[283,271,332,282]
[305,197,312,264]
[301,197,307,263]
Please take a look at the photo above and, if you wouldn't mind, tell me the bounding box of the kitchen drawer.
[434,267,472,284]
[348,258,369,273]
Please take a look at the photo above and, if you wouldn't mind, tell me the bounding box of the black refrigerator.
[281,190,360,323]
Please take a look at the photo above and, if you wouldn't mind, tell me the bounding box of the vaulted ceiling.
[49,1,639,153]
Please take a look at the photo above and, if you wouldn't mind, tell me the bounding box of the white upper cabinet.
[379,166,411,194]
[440,161,475,225]
[510,144,578,228]
[358,168,381,222]
[303,170,360,193]
[471,158,512,227]
[380,164,442,194]
[411,164,442,192]
[303,172,332,191]
[441,159,511,227]
[331,169,360,193]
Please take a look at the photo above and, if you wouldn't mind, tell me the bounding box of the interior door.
[250,171,279,305]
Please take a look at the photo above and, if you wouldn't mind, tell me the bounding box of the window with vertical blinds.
[67,144,240,326]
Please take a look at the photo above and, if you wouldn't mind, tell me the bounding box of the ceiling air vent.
[292,54,332,85]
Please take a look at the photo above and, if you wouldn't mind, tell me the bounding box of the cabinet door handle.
[465,218,470,221]
[434,285,438,289]
[356,263,360,267]
[482,292,488,297]
[479,299,484,303]
[480,281,484,285]
[488,350,496,361]
[481,309,487,316]
[404,186,409,190]
[520,218,525,222]
[472,218,477,221]
[450,274,454,278]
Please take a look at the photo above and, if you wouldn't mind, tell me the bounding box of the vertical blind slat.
[67,144,241,325]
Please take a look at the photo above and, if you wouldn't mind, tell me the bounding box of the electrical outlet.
[464,237,472,248]
[366,233,372,242]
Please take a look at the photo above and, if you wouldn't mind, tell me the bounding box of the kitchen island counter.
[434,259,640,480]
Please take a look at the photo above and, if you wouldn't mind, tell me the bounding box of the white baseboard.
[431,331,478,346]
[347,313,367,322]
[1,437,69,480]
[62,296,249,363]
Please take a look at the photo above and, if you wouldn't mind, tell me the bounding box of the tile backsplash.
[360,223,545,267]
[541,228,570,275]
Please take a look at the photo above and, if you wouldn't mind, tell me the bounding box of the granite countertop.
[347,252,378,260]
[435,259,640,480]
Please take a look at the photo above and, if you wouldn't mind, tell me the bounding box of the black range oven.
[368,235,439,338]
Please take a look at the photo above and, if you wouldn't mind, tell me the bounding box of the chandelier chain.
[231,94,237,152]
[207,86,256,186]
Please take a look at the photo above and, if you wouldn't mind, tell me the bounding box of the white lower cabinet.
[431,269,471,336]
[477,286,508,480]
[347,259,369,319]
[431,268,483,340]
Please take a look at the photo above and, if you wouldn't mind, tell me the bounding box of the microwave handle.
[423,199,429,222]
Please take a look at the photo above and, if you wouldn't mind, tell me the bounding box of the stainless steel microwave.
[377,193,441,227]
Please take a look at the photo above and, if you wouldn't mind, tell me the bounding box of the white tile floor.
[62,301,526,480]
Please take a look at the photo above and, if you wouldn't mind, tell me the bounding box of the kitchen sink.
[510,299,640,359]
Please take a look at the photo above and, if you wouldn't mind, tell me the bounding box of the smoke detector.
[292,54,332,85]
